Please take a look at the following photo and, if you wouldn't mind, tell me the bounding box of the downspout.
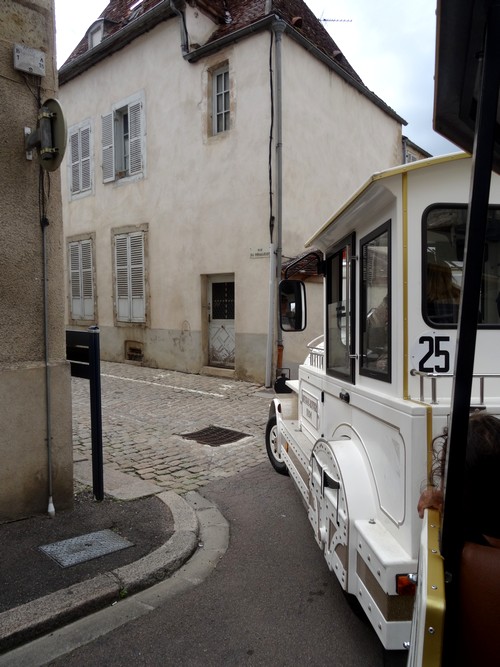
[274,20,286,373]
[41,213,55,517]
[170,0,189,55]
[265,241,276,387]
[34,74,55,517]
[265,27,276,387]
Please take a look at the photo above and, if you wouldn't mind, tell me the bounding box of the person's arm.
[418,486,444,518]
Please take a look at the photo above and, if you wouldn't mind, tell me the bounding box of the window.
[69,238,94,320]
[88,23,103,49]
[212,281,235,319]
[114,231,146,323]
[404,150,418,164]
[423,205,500,327]
[68,121,92,197]
[212,65,230,134]
[326,234,355,382]
[102,93,145,182]
[128,0,144,20]
[360,222,391,381]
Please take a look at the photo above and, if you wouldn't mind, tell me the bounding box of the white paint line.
[101,373,226,398]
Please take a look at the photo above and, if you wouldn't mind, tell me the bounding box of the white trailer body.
[267,153,500,651]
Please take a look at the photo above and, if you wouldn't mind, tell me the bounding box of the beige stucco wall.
[0,0,73,520]
[279,36,403,372]
[60,17,403,384]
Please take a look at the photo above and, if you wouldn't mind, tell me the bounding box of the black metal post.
[441,5,500,662]
[88,327,104,501]
[442,0,500,561]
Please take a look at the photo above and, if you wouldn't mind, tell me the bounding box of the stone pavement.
[0,364,273,656]
[72,361,273,494]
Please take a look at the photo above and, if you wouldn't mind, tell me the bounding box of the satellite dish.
[25,98,67,172]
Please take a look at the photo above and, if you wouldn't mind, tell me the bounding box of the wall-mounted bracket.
[24,127,33,160]
[23,99,67,171]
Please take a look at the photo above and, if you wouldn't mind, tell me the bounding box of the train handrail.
[306,335,324,369]
[410,369,500,405]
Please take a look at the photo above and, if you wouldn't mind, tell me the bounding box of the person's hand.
[418,486,443,518]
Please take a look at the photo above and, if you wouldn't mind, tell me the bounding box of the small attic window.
[88,21,104,49]
[128,0,144,20]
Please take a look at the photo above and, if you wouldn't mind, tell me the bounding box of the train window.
[326,234,355,382]
[423,205,500,327]
[360,222,391,381]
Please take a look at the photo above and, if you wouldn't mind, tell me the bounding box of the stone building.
[59,0,408,384]
[0,0,73,520]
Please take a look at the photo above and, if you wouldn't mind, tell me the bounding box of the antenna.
[320,18,352,23]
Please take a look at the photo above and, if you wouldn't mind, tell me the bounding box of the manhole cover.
[39,529,133,568]
[180,425,249,446]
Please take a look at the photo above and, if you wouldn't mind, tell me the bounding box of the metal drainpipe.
[170,0,189,55]
[265,241,276,387]
[274,20,286,373]
[265,20,286,387]
[41,215,55,517]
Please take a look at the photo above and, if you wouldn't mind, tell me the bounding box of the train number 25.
[418,335,451,373]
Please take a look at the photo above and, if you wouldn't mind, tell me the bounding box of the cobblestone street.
[72,362,273,494]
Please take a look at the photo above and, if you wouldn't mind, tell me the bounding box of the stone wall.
[0,0,73,520]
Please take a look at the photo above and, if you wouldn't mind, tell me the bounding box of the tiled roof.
[62,0,362,85]
[64,0,164,62]
[207,0,363,84]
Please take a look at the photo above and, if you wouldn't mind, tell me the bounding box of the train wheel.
[265,415,288,475]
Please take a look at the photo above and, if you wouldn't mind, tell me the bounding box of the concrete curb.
[0,492,199,653]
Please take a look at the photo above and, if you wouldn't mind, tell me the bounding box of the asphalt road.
[48,462,407,667]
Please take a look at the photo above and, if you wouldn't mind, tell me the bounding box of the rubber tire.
[265,415,289,475]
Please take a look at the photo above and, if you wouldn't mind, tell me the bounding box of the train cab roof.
[305,153,470,252]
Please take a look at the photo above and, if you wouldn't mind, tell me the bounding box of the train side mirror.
[279,280,306,331]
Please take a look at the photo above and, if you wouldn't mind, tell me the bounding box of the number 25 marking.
[419,335,451,373]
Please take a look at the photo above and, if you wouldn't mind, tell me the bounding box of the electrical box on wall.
[13,44,46,77]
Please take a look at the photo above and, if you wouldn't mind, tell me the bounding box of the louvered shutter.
[102,112,115,183]
[130,232,145,321]
[114,233,145,322]
[115,235,130,320]
[128,100,142,176]
[69,242,82,318]
[81,239,94,318]
[80,127,91,192]
[70,131,80,194]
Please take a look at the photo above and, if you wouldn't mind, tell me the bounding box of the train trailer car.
[266,153,500,652]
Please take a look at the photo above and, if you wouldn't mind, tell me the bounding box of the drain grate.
[180,425,249,446]
[39,529,133,568]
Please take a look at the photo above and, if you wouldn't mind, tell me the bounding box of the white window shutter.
[114,232,145,322]
[128,100,142,176]
[80,127,92,192]
[69,240,94,319]
[81,239,94,318]
[70,131,80,194]
[101,112,115,183]
[69,242,82,318]
[115,235,130,320]
[130,232,145,321]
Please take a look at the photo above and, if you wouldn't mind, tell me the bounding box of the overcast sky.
[55,0,458,157]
